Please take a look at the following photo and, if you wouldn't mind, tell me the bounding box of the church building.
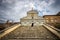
[20,9,44,26]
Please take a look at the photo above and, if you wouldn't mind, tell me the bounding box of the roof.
[43,15,60,17]
[43,12,60,17]
[56,12,60,15]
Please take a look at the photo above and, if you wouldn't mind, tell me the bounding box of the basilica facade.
[20,9,44,26]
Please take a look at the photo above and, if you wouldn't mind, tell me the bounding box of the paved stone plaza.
[1,26,59,40]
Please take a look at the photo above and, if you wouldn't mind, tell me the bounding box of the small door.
[31,23,34,27]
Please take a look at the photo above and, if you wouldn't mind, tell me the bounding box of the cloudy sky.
[0,0,60,23]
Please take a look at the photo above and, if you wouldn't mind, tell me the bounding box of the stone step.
[1,26,59,40]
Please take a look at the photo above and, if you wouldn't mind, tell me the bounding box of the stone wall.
[43,15,60,24]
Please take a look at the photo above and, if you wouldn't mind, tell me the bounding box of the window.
[31,13,34,19]
[55,20,57,22]
[51,17,54,22]
[32,17,33,19]
[46,18,48,19]
[51,20,54,22]
[46,20,49,22]
[31,13,34,16]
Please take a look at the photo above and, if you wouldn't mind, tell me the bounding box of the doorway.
[31,23,34,27]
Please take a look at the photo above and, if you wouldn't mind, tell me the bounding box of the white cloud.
[0,0,56,22]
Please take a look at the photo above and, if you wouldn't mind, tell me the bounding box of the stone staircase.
[1,26,59,40]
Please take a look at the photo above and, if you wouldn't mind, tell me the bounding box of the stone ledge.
[0,24,20,38]
[43,24,60,39]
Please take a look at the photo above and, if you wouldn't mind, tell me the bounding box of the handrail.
[0,24,20,38]
[43,24,60,39]
[0,24,19,33]
[44,23,60,32]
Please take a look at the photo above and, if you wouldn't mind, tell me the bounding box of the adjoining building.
[43,12,60,24]
[20,9,44,26]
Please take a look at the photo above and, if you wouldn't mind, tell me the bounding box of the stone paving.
[1,26,59,40]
